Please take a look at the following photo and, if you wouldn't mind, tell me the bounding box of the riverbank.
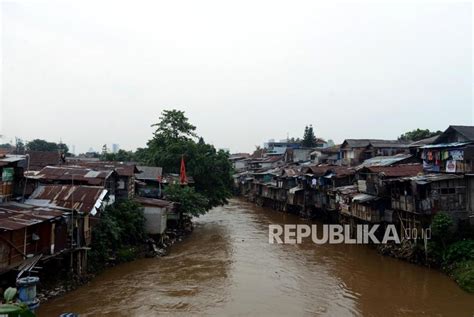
[36,225,193,304]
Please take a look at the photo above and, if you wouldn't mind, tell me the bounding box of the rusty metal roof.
[135,197,173,208]
[28,166,113,185]
[136,166,163,181]
[385,173,464,184]
[304,165,355,178]
[26,185,108,214]
[364,164,423,177]
[67,161,139,177]
[26,151,63,171]
[0,202,64,231]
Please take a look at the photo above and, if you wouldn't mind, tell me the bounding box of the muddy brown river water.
[39,198,474,316]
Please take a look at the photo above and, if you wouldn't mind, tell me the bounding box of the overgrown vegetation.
[428,212,474,293]
[164,184,209,217]
[88,200,146,272]
[398,128,442,142]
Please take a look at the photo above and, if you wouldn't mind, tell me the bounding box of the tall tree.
[151,109,197,141]
[399,128,442,142]
[302,124,317,147]
[144,109,233,210]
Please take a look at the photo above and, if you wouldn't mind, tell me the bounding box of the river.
[39,198,474,316]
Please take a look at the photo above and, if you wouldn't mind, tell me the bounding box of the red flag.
[179,155,187,184]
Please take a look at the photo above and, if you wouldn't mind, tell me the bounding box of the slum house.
[25,184,109,274]
[356,164,423,197]
[233,171,254,196]
[135,197,174,235]
[25,165,116,200]
[354,153,421,194]
[327,185,358,223]
[384,173,467,237]
[229,153,250,172]
[283,148,313,163]
[269,166,302,211]
[26,184,109,243]
[250,168,281,209]
[419,125,474,224]
[0,154,27,201]
[310,145,341,165]
[340,139,410,167]
[420,126,474,174]
[408,135,440,158]
[0,202,67,275]
[349,164,424,236]
[135,166,163,199]
[300,165,356,218]
[67,160,139,199]
[25,151,65,171]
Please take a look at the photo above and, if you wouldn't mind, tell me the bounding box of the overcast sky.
[1,1,472,154]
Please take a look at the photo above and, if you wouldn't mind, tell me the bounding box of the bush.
[164,184,209,217]
[445,240,474,265]
[116,247,138,262]
[88,200,146,272]
[452,261,474,293]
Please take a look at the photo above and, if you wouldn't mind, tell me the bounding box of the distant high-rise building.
[112,143,120,153]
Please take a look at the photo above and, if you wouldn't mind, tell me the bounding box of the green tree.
[399,128,442,141]
[302,125,317,147]
[88,200,145,271]
[26,139,69,153]
[143,109,233,210]
[101,149,136,162]
[151,109,197,141]
[164,184,209,217]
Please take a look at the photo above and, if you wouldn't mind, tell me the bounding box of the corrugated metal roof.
[342,139,408,148]
[135,197,173,208]
[26,151,63,171]
[26,185,108,214]
[420,142,471,149]
[385,173,464,184]
[408,135,440,147]
[0,202,64,231]
[28,166,113,185]
[365,164,423,177]
[356,154,413,169]
[304,165,355,178]
[136,166,163,181]
[66,160,139,176]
